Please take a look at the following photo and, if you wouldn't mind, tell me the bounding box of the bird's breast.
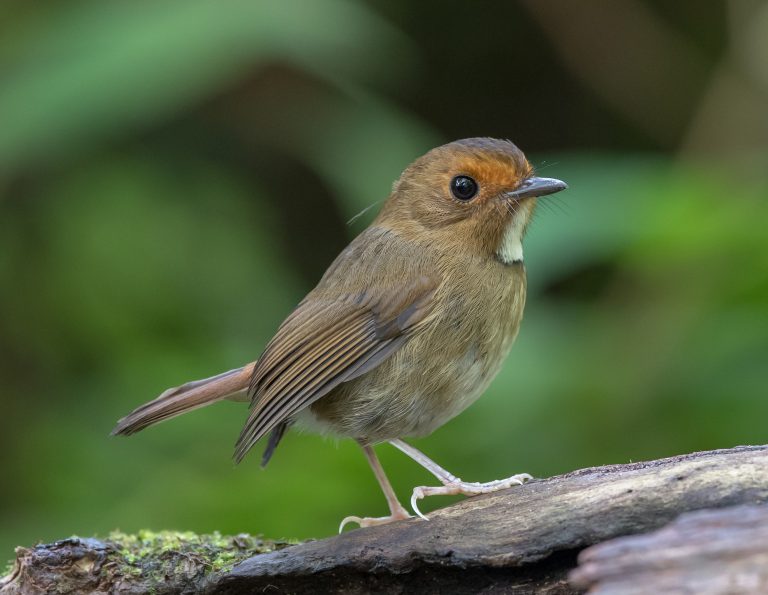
[304,258,527,443]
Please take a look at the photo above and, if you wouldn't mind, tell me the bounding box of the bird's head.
[378,137,567,265]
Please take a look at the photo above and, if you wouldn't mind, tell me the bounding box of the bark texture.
[3,445,767,594]
[570,504,768,594]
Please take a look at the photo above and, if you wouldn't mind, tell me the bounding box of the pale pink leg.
[339,442,412,532]
[389,439,532,520]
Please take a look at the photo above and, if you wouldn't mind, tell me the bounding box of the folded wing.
[233,275,438,463]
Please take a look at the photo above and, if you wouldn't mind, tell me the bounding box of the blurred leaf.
[0,0,415,170]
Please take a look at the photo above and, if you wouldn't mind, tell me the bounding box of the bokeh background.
[1,0,767,558]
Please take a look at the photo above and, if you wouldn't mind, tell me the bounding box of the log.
[215,444,768,594]
[3,445,768,594]
[569,504,768,594]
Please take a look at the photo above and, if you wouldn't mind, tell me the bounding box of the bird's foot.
[338,505,412,533]
[410,473,533,520]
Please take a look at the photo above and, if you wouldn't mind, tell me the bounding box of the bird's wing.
[233,275,438,462]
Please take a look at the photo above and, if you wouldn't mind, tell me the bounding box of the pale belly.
[297,341,512,442]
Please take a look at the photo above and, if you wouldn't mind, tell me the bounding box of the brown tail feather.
[112,362,256,436]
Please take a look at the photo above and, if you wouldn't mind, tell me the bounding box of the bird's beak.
[507,176,568,200]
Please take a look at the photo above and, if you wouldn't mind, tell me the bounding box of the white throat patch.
[496,214,526,265]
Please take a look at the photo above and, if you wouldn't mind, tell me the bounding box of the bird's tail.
[111,362,256,436]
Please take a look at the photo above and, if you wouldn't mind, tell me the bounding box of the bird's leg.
[389,439,532,520]
[339,441,412,532]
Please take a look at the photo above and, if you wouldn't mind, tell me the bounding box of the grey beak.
[508,176,568,200]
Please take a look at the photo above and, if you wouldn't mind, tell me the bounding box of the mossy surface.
[2,530,297,593]
[106,529,291,580]
[2,557,14,578]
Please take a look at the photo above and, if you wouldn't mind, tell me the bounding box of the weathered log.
[569,503,768,594]
[214,444,768,594]
[3,445,768,594]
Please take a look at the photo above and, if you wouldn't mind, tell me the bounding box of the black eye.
[450,175,479,201]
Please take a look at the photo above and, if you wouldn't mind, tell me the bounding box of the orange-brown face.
[378,138,567,264]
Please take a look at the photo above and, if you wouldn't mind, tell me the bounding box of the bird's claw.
[338,510,412,533]
[410,487,430,521]
[410,473,533,520]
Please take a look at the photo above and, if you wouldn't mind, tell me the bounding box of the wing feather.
[247,320,373,433]
[233,276,437,462]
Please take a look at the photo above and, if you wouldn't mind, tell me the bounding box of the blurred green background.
[1,0,767,558]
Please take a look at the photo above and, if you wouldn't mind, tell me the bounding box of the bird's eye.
[450,175,479,201]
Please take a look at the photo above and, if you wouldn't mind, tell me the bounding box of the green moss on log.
[107,530,288,578]
[1,530,295,594]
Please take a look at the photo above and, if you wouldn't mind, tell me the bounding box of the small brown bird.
[113,137,567,529]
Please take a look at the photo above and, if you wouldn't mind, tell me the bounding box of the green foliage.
[0,0,415,170]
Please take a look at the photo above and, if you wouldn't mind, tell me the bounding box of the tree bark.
[3,445,768,594]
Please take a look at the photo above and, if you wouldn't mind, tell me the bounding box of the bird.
[112,137,567,530]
